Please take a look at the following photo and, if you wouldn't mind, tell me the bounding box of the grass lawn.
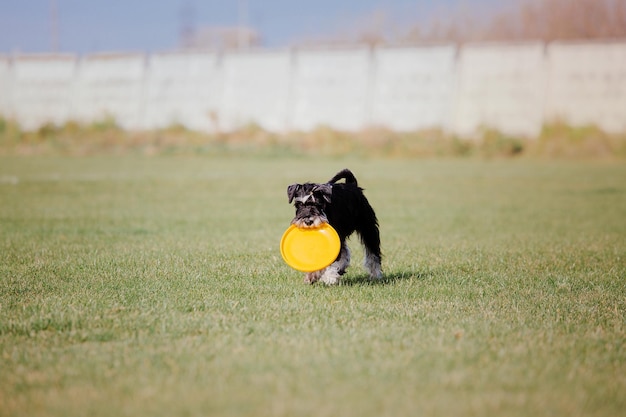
[0,155,624,417]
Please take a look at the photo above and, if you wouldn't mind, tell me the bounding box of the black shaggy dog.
[287,169,382,285]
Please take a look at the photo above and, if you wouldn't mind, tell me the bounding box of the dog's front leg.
[304,270,322,284]
[319,244,351,285]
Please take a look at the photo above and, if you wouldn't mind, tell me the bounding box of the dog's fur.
[287,169,382,285]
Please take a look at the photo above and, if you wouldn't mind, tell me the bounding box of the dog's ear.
[287,184,299,204]
[313,183,332,204]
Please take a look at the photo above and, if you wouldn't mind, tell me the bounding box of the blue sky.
[0,0,512,54]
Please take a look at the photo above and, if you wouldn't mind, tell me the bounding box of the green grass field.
[1,155,625,417]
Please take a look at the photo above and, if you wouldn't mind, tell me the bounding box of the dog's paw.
[319,270,341,285]
[364,254,382,280]
[369,268,383,280]
[304,271,321,284]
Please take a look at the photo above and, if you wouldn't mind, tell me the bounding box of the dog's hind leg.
[364,247,382,280]
[359,224,382,280]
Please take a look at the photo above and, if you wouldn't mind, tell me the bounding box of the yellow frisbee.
[280,223,341,272]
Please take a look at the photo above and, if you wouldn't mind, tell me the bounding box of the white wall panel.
[73,54,145,129]
[220,50,292,131]
[144,52,221,131]
[372,45,456,131]
[455,43,546,137]
[0,56,12,118]
[546,41,626,133]
[291,48,371,131]
[11,54,76,129]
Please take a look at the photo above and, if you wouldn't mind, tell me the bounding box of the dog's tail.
[328,169,358,186]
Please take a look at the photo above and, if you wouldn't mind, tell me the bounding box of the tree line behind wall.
[313,0,626,46]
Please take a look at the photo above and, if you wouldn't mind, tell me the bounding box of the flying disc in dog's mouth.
[280,223,340,272]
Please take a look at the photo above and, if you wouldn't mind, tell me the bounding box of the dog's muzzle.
[291,205,328,229]
[292,216,328,228]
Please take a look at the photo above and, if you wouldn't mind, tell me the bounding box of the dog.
[287,169,382,285]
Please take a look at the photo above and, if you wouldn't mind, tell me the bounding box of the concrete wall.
[546,41,626,133]
[221,50,292,131]
[11,54,76,129]
[291,48,372,131]
[371,45,456,131]
[0,56,11,118]
[73,53,146,129]
[144,52,221,131]
[455,42,546,137]
[1,40,626,136]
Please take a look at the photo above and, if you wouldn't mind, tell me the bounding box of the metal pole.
[50,0,59,52]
